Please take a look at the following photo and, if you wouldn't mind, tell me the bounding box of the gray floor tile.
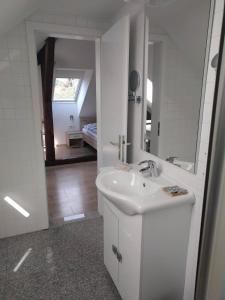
[0,217,121,300]
[5,270,60,300]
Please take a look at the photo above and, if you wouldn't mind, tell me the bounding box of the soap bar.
[162,185,188,197]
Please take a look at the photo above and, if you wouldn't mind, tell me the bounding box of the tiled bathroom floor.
[0,217,121,300]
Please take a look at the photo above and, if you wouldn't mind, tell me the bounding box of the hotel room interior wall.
[52,102,79,145]
[148,0,211,163]
[77,70,93,116]
[157,36,202,162]
[79,72,96,118]
[0,23,49,238]
[53,38,96,136]
[127,11,145,163]
[0,14,107,238]
[55,39,96,70]
[54,39,96,115]
[128,1,224,299]
[27,10,110,33]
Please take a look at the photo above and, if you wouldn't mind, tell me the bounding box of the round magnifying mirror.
[129,70,140,93]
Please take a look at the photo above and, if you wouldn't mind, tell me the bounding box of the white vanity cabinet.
[103,197,193,300]
[104,200,142,300]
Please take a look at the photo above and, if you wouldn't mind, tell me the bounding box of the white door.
[100,16,130,167]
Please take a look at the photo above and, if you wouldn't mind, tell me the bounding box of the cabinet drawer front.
[69,133,82,139]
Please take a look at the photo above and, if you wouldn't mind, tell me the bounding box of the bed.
[80,117,97,150]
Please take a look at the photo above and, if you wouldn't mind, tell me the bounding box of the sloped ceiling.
[0,0,125,36]
[0,0,43,36]
[148,0,211,74]
[42,0,124,20]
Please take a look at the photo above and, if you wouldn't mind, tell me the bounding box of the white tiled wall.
[0,15,107,238]
[0,23,49,238]
[129,1,224,299]
[158,36,202,162]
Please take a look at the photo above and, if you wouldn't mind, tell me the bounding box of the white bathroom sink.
[96,167,195,215]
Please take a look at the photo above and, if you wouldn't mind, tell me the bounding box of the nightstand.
[66,131,84,148]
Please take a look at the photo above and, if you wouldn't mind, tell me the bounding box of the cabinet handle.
[112,245,122,263]
[112,245,117,256]
[117,251,122,263]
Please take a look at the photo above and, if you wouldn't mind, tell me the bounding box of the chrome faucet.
[138,160,159,177]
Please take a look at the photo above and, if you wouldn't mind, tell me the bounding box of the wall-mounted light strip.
[4,196,30,218]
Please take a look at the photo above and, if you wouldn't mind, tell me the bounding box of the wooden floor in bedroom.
[55,144,96,160]
[46,161,98,225]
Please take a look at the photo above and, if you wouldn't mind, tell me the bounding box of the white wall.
[0,0,41,35]
[0,23,49,238]
[55,39,96,115]
[55,38,96,69]
[157,35,202,162]
[149,0,211,76]
[146,0,211,164]
[27,9,110,32]
[128,1,224,299]
[77,69,94,116]
[52,102,79,145]
[52,38,96,144]
[0,13,107,238]
[79,72,97,117]
[127,11,145,163]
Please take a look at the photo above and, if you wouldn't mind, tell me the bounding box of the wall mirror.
[142,0,212,173]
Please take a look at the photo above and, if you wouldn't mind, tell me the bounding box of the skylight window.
[53,78,81,102]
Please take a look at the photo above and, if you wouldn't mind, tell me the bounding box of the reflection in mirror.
[129,70,141,103]
[143,0,212,173]
[130,70,140,93]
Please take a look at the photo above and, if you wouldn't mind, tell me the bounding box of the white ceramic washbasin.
[96,167,195,215]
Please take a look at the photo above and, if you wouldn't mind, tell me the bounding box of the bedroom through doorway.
[37,36,97,165]
[31,27,100,225]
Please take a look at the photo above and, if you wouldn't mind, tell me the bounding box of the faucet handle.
[138,160,155,167]
[138,160,149,166]
[138,160,159,177]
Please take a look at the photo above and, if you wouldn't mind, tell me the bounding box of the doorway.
[27,23,101,225]
[37,36,98,165]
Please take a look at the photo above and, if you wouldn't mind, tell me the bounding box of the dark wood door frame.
[38,37,56,162]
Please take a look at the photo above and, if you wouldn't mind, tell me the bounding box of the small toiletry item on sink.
[162,185,188,197]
